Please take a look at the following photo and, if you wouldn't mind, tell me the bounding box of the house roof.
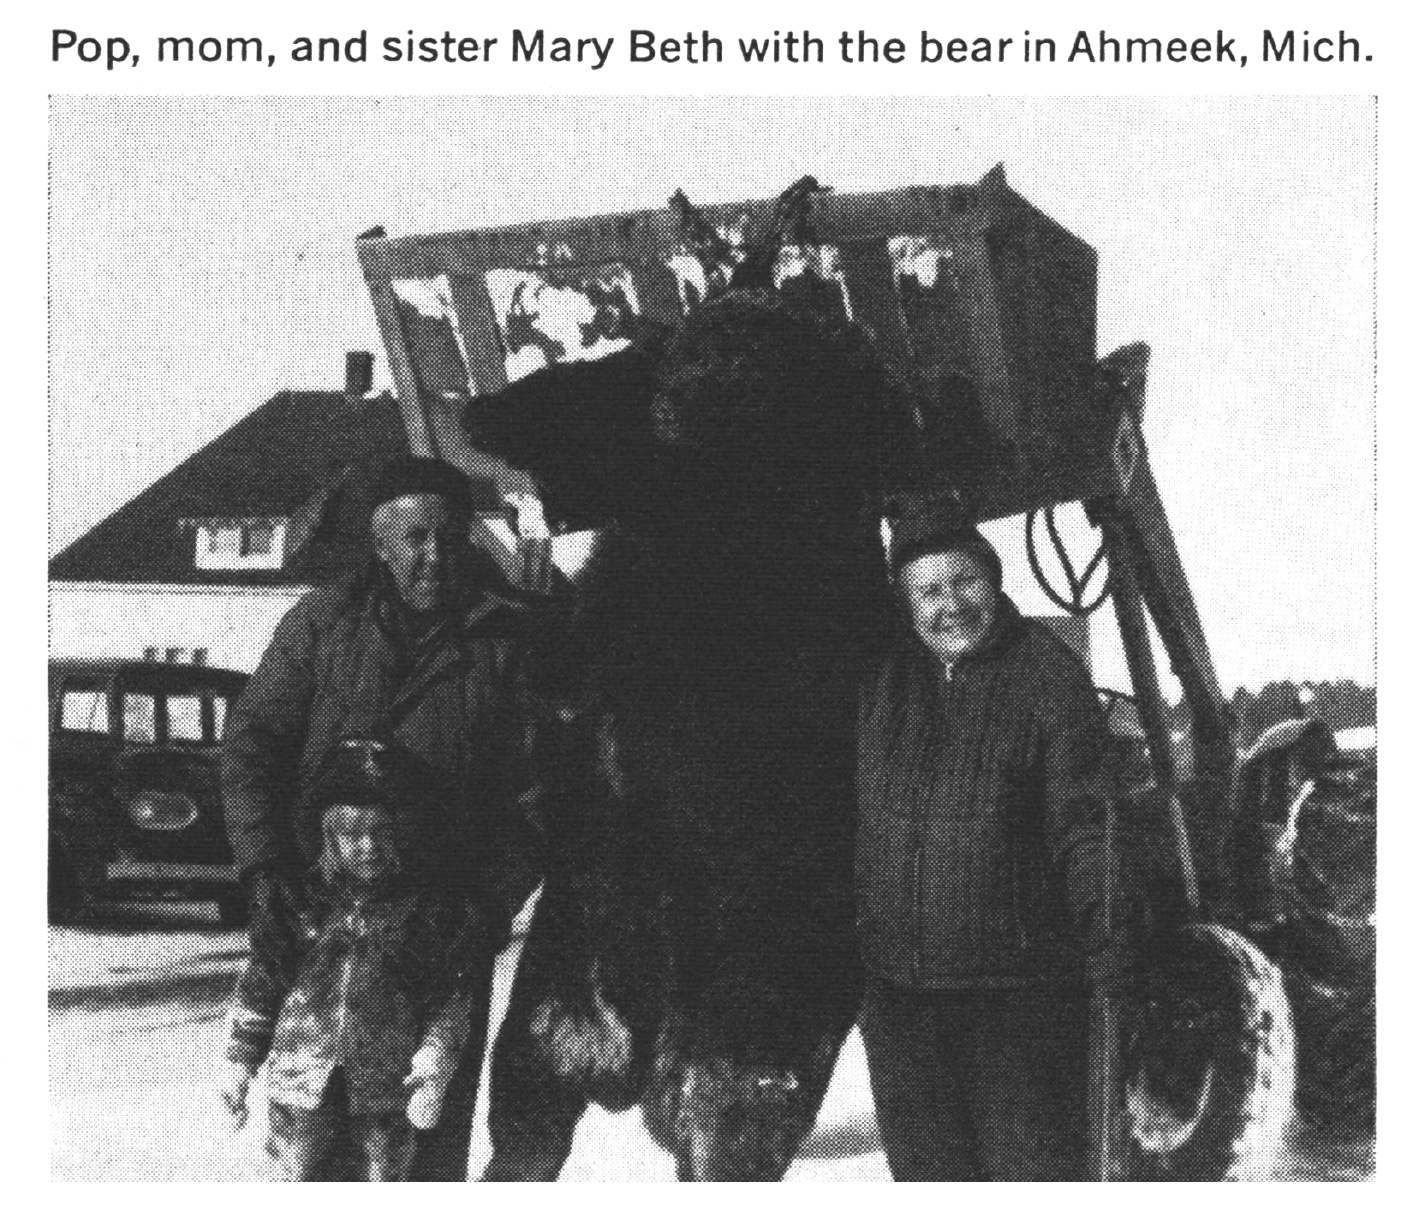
[49,390,415,587]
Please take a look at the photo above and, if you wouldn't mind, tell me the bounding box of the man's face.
[900,550,998,665]
[371,494,467,612]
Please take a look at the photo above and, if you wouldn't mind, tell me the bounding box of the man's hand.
[246,861,300,916]
[404,1044,458,1130]
[217,1060,256,1130]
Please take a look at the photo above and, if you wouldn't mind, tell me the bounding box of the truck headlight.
[128,791,199,831]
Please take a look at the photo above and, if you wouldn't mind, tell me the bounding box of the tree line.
[1165,680,1376,746]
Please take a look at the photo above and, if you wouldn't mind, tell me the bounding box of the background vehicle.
[49,658,246,924]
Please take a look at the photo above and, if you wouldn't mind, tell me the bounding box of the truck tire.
[1121,923,1296,1180]
[1284,750,1375,1134]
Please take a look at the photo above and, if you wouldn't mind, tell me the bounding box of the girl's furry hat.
[300,737,427,842]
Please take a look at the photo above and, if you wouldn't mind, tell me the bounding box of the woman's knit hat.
[888,497,1003,588]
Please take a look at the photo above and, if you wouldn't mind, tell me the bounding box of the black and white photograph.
[45,92,1377,1182]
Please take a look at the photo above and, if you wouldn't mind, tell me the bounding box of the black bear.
[467,289,903,1179]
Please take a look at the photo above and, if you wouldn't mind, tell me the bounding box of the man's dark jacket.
[856,597,1117,989]
[222,559,541,910]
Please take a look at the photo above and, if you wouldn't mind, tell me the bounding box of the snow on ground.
[48,902,889,1181]
[50,901,1370,1181]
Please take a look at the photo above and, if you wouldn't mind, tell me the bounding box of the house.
[49,380,427,671]
[50,358,1101,680]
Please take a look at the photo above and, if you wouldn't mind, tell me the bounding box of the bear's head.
[463,331,667,532]
[465,290,899,538]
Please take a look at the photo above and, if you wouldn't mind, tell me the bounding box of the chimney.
[143,647,159,662]
[191,647,209,667]
[165,647,184,664]
[345,350,374,399]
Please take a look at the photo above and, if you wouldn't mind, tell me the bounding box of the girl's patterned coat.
[225,873,486,1114]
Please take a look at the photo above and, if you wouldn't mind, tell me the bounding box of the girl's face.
[323,804,398,882]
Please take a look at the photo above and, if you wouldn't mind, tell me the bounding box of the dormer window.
[206,525,241,558]
[243,521,276,557]
[184,517,288,571]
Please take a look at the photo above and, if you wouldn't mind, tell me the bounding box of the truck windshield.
[122,693,157,744]
[58,686,108,734]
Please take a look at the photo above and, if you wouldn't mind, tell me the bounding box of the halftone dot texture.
[50,95,1373,1181]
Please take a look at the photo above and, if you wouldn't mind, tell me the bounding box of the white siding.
[49,583,307,672]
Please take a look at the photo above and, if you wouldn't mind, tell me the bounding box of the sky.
[47,94,1375,690]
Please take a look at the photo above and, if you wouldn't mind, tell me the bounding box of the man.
[223,453,541,1180]
[855,504,1128,1180]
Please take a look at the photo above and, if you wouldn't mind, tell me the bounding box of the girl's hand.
[217,1060,255,1130]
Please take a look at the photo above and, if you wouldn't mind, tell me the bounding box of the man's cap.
[367,453,501,517]
[889,498,1003,587]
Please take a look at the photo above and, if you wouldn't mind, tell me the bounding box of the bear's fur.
[468,291,901,1179]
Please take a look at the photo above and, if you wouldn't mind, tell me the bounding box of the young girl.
[216,738,490,1181]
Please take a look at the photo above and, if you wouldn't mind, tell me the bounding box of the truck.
[48,657,247,923]
[352,166,1373,1179]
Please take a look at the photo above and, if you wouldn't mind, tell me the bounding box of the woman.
[856,504,1127,1180]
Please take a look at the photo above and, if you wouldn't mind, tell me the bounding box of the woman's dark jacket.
[222,558,543,909]
[224,870,487,1113]
[856,597,1117,990]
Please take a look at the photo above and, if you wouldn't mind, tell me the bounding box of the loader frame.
[357,164,1258,1182]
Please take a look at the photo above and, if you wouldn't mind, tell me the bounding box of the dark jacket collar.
[958,593,1026,666]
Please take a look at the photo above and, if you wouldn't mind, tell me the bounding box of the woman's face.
[900,550,998,665]
[324,803,398,881]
